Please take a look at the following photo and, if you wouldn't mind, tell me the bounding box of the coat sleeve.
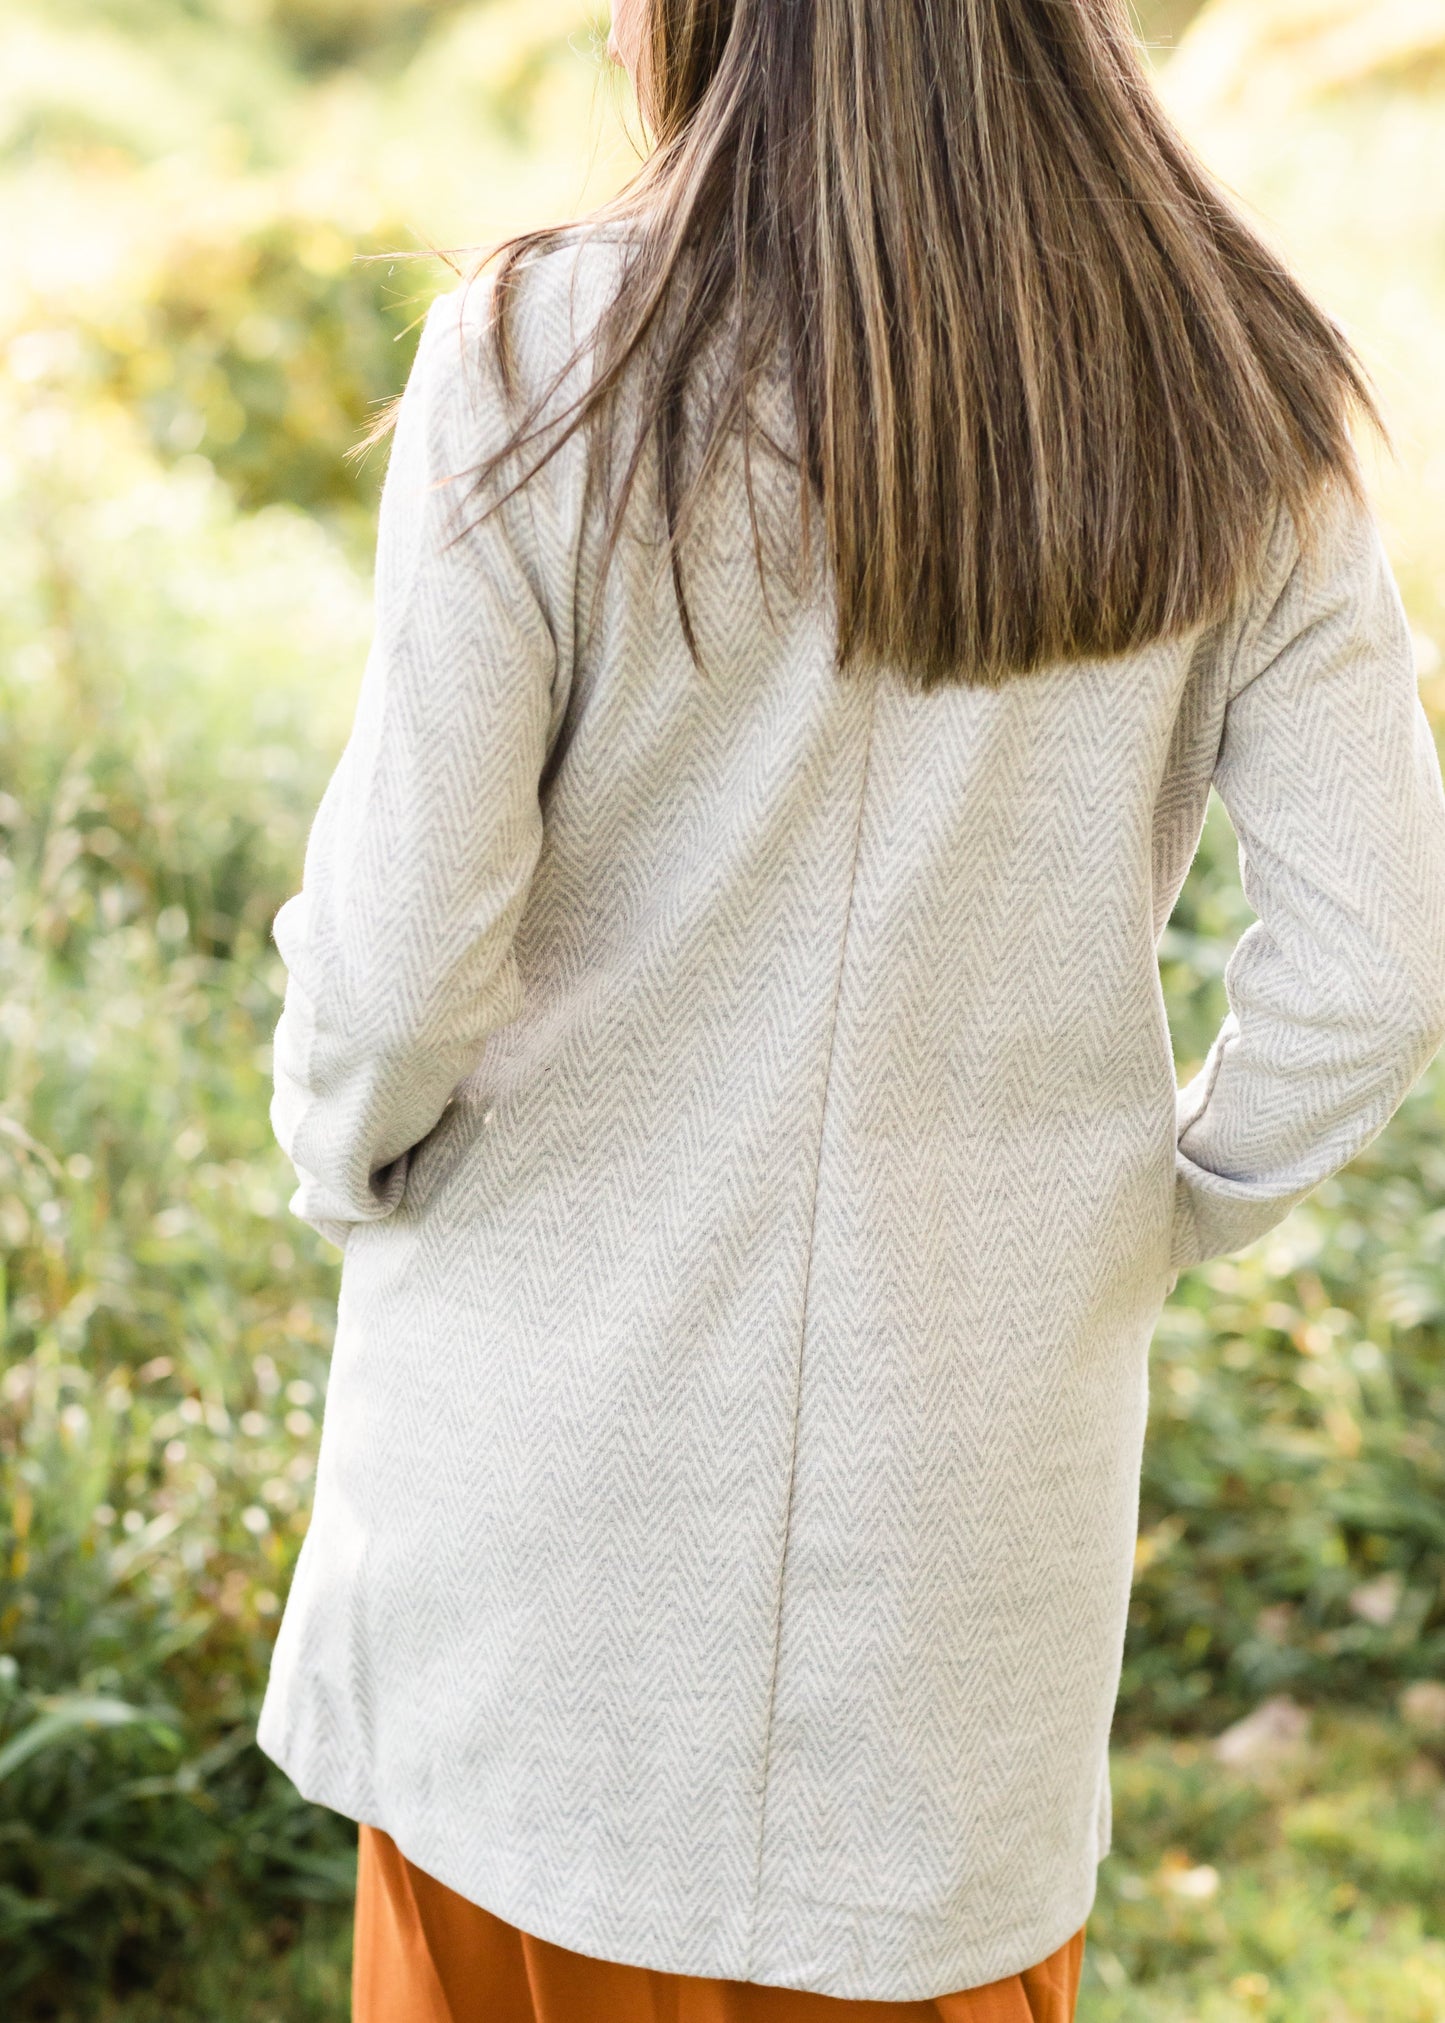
[1170,486,1445,1281]
[269,287,559,1253]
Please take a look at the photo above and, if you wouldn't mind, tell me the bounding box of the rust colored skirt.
[353,1826,1087,2023]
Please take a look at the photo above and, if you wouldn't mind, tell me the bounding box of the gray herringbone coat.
[258,234,1445,2000]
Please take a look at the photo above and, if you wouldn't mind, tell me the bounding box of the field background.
[4,2,1445,2017]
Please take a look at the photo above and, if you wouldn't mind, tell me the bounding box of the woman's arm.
[1171,487,1445,1280]
[269,288,559,1252]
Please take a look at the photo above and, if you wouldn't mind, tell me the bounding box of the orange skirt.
[353,1825,1087,2023]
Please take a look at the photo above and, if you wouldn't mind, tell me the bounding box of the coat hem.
[258,1721,1100,2004]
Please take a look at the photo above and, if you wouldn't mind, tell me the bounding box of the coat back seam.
[742,669,882,1974]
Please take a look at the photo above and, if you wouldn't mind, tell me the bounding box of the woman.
[257,1,1445,2018]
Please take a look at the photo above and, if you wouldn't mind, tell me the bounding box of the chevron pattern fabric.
[257,233,1445,2002]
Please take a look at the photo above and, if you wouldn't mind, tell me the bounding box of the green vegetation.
[2,1,1444,2015]
[1087,1710,1445,2022]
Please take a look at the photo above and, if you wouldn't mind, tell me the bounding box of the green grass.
[1083,1712,1445,2021]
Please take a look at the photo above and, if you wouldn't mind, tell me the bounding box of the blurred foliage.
[1124,1077,1445,1733]
[248,0,474,74]
[1131,0,1210,48]
[1163,0,1445,117]
[81,209,441,532]
[1,0,1445,2017]
[1083,1711,1445,2020]
[23,0,477,92]
[0,378,368,2011]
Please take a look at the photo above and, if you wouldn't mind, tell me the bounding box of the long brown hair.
[383,0,1381,690]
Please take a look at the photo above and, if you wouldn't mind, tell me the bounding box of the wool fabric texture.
[258,233,1445,2003]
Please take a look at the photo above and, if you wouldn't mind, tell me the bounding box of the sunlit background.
[4,3,1445,2017]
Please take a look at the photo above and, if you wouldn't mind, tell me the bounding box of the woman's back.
[258,239,1445,2001]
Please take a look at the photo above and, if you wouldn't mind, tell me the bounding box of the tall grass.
[0,385,365,2007]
